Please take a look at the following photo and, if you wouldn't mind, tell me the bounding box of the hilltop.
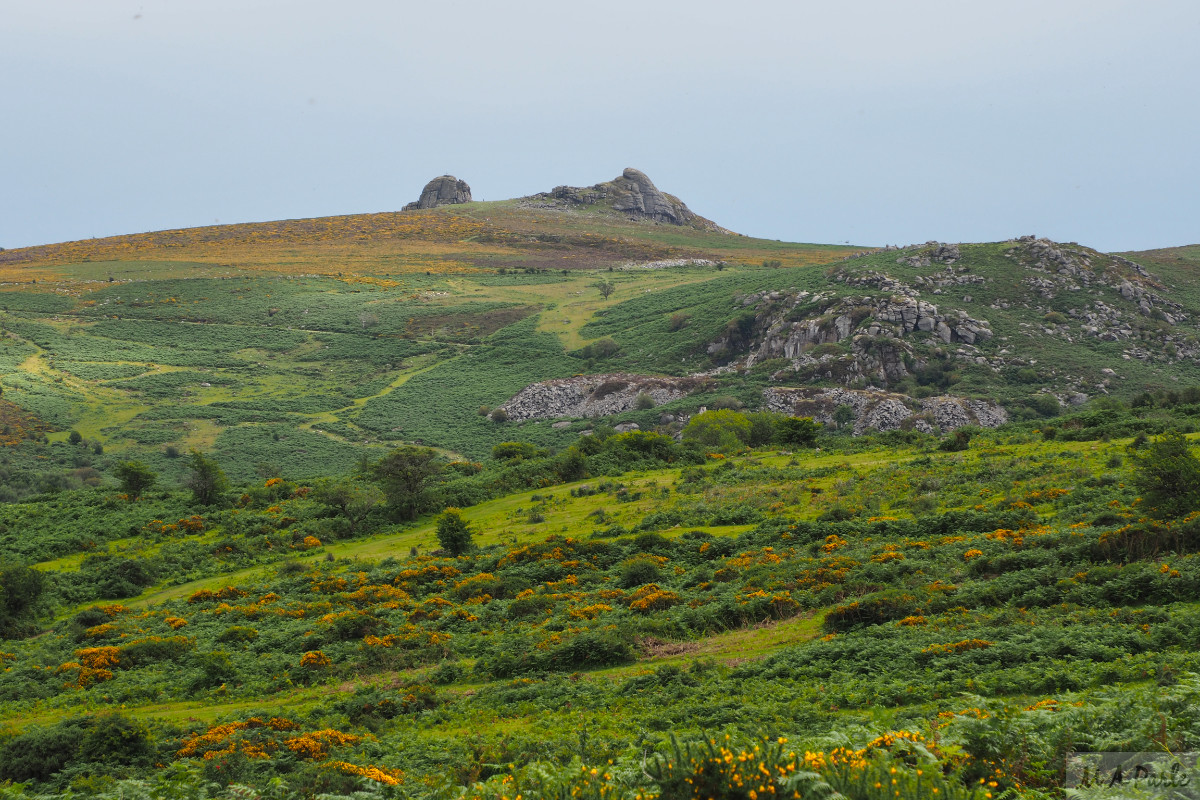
[0,168,838,276]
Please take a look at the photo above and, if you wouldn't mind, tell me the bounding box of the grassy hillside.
[2,420,1200,798]
[0,201,858,488]
[0,201,850,276]
[2,193,1194,492]
[3,197,1200,797]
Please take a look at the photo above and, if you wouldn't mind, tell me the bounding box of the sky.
[2,1,1197,253]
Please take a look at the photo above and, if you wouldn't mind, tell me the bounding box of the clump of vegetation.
[435,507,474,556]
[113,461,156,501]
[1129,430,1200,518]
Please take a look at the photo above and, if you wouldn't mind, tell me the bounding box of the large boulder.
[526,168,728,232]
[403,175,472,211]
[604,168,689,225]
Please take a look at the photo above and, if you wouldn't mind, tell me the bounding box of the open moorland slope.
[2,171,1200,799]
[3,420,1200,798]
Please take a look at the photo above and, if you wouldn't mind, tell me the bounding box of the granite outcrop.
[404,176,472,211]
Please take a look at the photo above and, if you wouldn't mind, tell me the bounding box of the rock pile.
[499,374,712,421]
[763,387,1007,434]
[403,176,472,211]
[896,241,963,268]
[1002,238,1194,361]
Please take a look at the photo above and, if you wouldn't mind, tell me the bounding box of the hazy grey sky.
[2,1,1197,252]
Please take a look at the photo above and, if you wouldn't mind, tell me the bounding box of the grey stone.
[403,175,472,211]
[763,387,1006,435]
[500,373,712,421]
[524,168,726,231]
[834,314,853,339]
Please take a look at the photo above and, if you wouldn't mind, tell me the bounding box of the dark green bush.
[619,556,663,588]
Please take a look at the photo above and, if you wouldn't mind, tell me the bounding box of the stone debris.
[619,258,722,270]
[764,387,1007,434]
[499,373,713,421]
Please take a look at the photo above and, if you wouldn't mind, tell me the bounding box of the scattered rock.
[500,374,713,421]
[763,387,1007,434]
[721,287,992,387]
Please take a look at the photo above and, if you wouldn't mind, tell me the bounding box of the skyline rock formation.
[403,175,472,211]
[527,168,728,232]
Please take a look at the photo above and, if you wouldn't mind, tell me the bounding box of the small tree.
[435,508,474,556]
[1130,430,1200,518]
[184,450,229,506]
[745,411,779,447]
[833,404,856,430]
[0,561,45,639]
[682,409,752,452]
[371,446,442,521]
[668,312,691,332]
[492,441,540,461]
[593,280,616,301]
[313,477,383,536]
[776,416,821,447]
[577,337,621,360]
[113,461,157,501]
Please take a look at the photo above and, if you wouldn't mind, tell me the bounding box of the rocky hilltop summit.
[403,175,472,211]
[524,167,729,233]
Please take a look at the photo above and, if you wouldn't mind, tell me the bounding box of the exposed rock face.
[896,241,962,268]
[604,168,688,224]
[500,373,713,421]
[707,284,993,387]
[1003,237,1188,341]
[522,168,728,232]
[403,176,472,211]
[763,387,1007,435]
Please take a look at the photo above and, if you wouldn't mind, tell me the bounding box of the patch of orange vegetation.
[0,399,53,446]
[0,206,856,276]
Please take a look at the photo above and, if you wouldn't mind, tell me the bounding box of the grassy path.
[298,356,448,438]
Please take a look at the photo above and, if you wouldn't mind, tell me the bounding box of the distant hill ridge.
[0,167,827,274]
